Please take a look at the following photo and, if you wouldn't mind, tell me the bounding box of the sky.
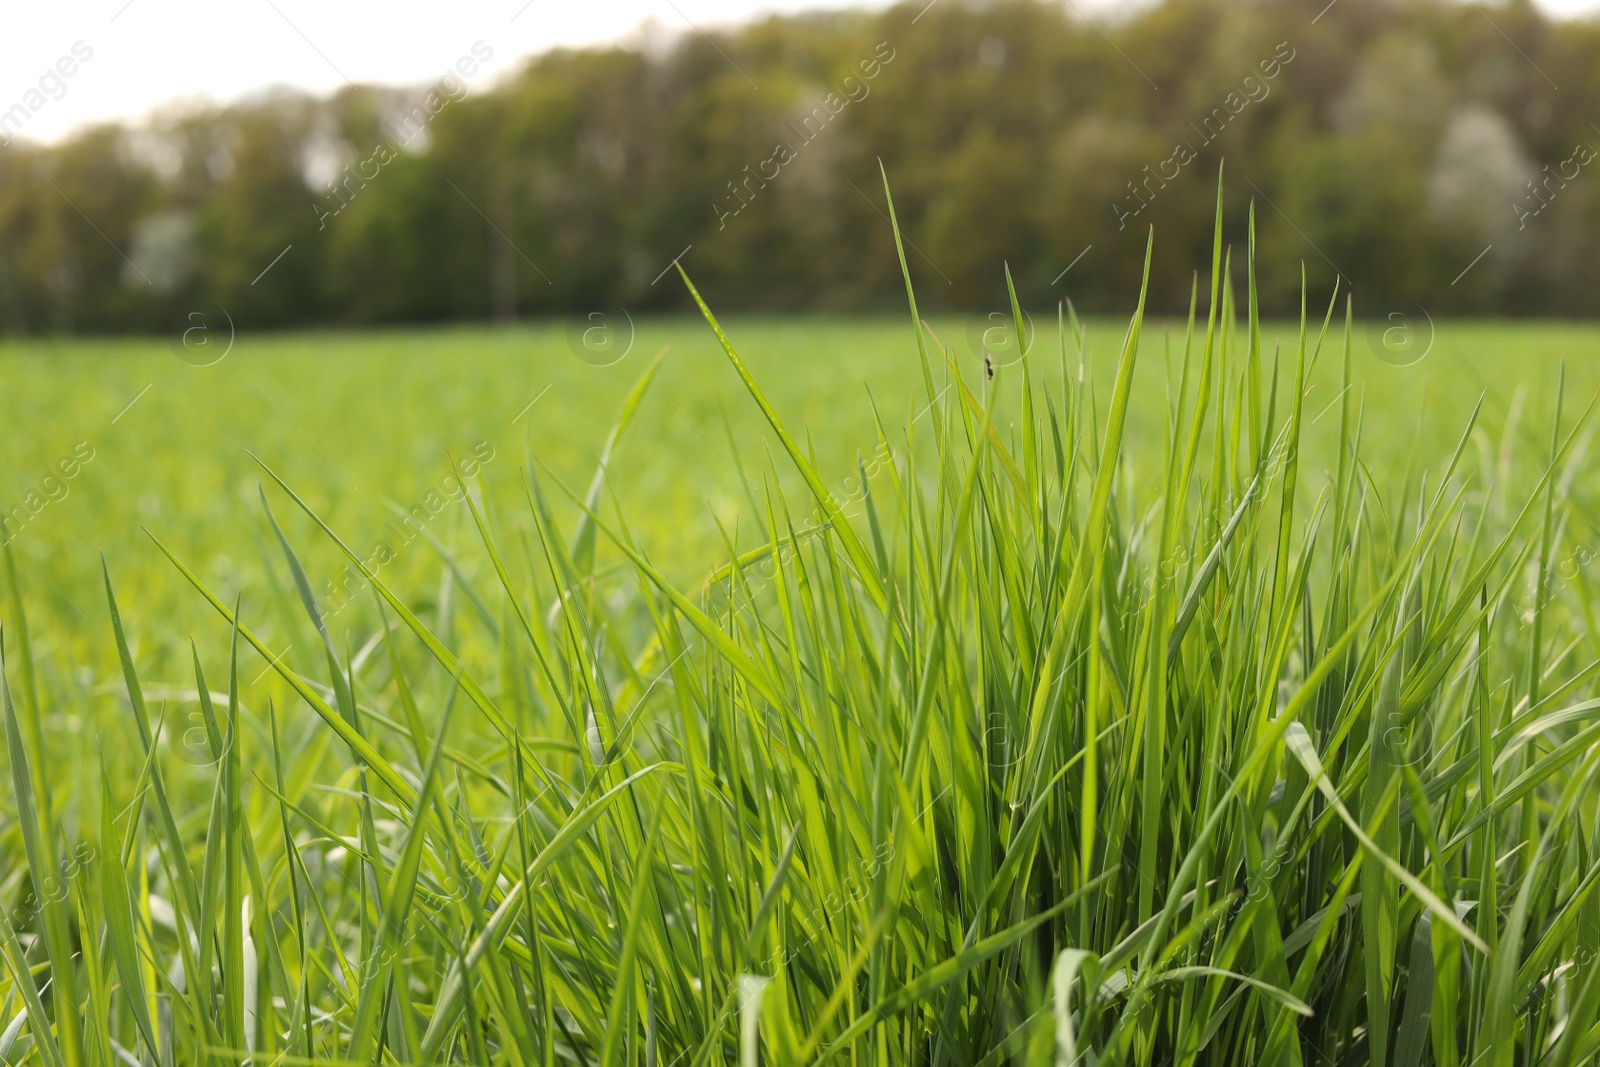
[4,0,1599,146]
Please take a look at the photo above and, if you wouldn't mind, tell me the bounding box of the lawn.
[0,313,1581,667]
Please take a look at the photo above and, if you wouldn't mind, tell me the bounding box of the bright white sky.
[3,0,1597,144]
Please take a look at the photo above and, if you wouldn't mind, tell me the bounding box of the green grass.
[5,186,1600,1064]
[0,313,1584,666]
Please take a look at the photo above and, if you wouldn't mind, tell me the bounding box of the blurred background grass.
[0,312,1583,679]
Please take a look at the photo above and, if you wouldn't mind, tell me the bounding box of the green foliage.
[5,0,1600,330]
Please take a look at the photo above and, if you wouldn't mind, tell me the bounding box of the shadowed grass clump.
[6,172,1600,1066]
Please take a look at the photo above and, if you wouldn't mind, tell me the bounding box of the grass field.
[6,225,1600,1065]
[0,313,1584,667]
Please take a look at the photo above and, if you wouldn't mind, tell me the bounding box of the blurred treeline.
[1,0,1598,332]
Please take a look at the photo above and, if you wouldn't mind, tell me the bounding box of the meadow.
[6,210,1600,1065]
[0,312,1582,663]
